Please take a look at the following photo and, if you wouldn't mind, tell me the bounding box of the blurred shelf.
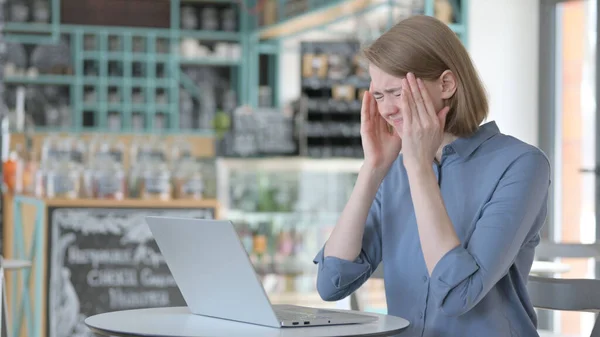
[82,103,174,113]
[217,156,364,172]
[179,30,240,41]
[179,57,241,66]
[4,22,54,33]
[35,197,220,208]
[3,75,173,88]
[81,77,173,87]
[302,76,371,89]
[4,75,74,85]
[82,52,172,62]
[29,126,216,136]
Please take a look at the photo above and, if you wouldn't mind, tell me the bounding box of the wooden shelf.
[258,0,374,40]
[4,75,74,85]
[37,197,220,209]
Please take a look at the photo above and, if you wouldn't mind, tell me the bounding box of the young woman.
[313,15,550,336]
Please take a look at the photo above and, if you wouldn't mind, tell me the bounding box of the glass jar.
[40,134,62,164]
[45,161,81,199]
[173,159,203,200]
[91,159,126,200]
[127,162,143,199]
[140,162,172,201]
[197,158,216,199]
[90,136,125,165]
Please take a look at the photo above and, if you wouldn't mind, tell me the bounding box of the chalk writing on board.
[48,207,215,337]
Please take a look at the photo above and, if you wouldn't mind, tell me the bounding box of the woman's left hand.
[400,72,450,171]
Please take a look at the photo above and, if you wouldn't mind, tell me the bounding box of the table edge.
[86,325,149,337]
[84,307,410,337]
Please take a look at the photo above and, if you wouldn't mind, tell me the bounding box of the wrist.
[405,161,435,178]
[360,161,389,184]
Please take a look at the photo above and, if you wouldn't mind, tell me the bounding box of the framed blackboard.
[47,207,215,337]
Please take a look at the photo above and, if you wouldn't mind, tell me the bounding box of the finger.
[400,80,412,131]
[417,78,439,119]
[369,89,378,120]
[379,110,391,135]
[369,90,381,136]
[403,78,420,127]
[407,73,429,125]
[361,91,370,123]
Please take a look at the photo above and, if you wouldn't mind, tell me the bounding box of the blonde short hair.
[362,15,488,137]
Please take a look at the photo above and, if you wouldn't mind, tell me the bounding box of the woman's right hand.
[360,90,403,170]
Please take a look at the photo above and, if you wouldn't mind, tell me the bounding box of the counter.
[3,194,219,337]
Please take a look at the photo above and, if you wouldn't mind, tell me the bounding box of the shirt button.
[419,312,424,319]
[443,146,454,155]
[423,275,428,283]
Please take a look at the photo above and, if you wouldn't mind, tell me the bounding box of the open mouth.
[389,118,403,127]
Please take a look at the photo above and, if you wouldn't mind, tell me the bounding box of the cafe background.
[0,0,593,336]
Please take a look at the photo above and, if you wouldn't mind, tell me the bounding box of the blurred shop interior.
[0,0,599,336]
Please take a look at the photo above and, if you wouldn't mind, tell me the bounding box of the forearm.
[324,164,386,261]
[406,163,460,274]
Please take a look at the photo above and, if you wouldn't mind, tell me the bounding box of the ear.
[439,70,457,100]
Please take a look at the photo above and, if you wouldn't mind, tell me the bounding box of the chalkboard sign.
[47,207,215,337]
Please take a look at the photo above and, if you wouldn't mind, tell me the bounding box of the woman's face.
[368,64,447,137]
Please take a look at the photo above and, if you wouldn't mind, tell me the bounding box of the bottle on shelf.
[91,158,126,200]
[140,161,172,201]
[2,144,23,194]
[253,221,270,272]
[173,158,204,200]
[45,159,81,199]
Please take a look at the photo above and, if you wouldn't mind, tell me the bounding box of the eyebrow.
[372,87,402,95]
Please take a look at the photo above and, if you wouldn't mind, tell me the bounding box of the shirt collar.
[448,121,500,158]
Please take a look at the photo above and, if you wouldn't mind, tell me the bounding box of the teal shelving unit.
[2,0,468,132]
[3,0,243,133]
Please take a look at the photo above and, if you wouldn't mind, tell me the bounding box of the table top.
[85,306,409,337]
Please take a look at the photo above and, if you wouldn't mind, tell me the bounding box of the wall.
[279,0,541,146]
[468,0,540,146]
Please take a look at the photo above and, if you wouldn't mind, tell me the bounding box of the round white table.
[85,307,409,337]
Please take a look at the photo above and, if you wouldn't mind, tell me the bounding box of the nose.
[380,100,399,118]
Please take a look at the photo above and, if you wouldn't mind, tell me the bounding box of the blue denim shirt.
[313,121,550,337]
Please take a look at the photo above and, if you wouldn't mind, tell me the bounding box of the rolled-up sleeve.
[430,151,551,316]
[313,187,384,301]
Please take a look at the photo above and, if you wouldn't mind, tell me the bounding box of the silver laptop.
[145,216,377,328]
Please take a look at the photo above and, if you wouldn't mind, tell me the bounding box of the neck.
[435,133,458,163]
